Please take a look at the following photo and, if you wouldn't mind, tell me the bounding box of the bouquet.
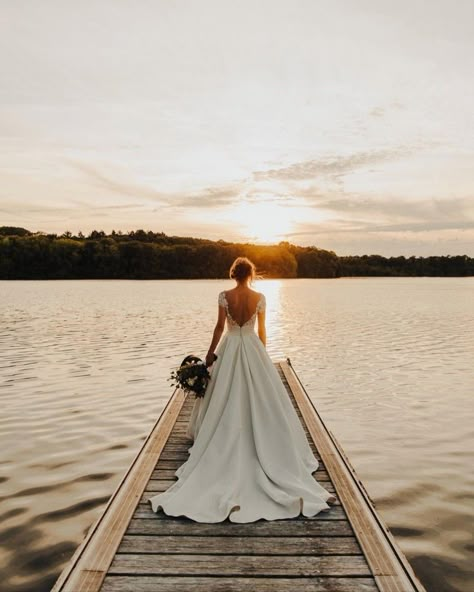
[169,354,217,398]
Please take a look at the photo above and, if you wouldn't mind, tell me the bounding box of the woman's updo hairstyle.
[229,257,256,283]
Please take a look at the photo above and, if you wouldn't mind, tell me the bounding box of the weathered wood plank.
[156,450,189,461]
[158,444,192,451]
[101,575,379,592]
[164,436,194,444]
[108,553,372,577]
[117,534,360,555]
[152,459,187,469]
[125,516,354,536]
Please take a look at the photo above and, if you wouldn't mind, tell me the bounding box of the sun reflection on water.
[255,279,283,357]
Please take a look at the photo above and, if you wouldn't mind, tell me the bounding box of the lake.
[0,278,473,591]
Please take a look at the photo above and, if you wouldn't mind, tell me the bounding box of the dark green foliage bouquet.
[169,354,217,398]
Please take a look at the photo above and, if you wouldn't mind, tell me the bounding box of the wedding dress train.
[148,291,335,523]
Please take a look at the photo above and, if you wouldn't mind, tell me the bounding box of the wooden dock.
[52,359,426,592]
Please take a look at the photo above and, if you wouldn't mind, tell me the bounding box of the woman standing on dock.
[149,256,336,522]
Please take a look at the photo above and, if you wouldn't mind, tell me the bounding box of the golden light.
[227,200,295,243]
[253,279,284,358]
[255,278,281,327]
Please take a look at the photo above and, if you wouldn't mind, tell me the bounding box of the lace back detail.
[218,291,227,308]
[219,291,265,328]
[256,293,266,314]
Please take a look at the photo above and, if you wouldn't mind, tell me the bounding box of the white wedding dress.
[148,291,335,523]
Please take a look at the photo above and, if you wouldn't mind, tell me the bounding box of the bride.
[149,256,336,523]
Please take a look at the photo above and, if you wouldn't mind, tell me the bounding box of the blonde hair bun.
[229,257,256,282]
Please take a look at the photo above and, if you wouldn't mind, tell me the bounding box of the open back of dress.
[219,290,264,328]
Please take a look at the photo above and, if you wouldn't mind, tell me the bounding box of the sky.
[1,0,473,256]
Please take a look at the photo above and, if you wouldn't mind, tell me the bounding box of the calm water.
[0,278,473,591]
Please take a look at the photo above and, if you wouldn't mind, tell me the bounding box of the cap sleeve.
[218,291,226,308]
[256,293,266,313]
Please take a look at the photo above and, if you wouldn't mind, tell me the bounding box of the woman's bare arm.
[206,304,226,366]
[257,309,266,347]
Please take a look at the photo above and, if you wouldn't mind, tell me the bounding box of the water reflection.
[258,279,283,356]
[0,278,473,592]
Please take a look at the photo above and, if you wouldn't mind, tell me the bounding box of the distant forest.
[0,226,472,279]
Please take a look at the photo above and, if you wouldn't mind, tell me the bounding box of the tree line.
[0,226,472,279]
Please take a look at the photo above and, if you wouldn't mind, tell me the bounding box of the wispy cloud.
[68,160,246,210]
[171,183,246,209]
[287,218,474,237]
[306,194,473,222]
[67,161,171,205]
[283,194,474,237]
[251,145,420,183]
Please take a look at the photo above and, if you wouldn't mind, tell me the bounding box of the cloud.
[284,227,474,258]
[283,193,474,237]
[311,194,473,222]
[251,145,418,183]
[287,218,474,236]
[67,161,171,205]
[367,220,474,233]
[67,159,247,210]
[68,200,145,211]
[0,201,75,217]
[170,183,246,209]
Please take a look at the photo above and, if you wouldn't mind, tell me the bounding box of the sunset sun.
[228,201,295,244]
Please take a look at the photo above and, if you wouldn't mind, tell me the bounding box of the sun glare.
[228,201,294,244]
